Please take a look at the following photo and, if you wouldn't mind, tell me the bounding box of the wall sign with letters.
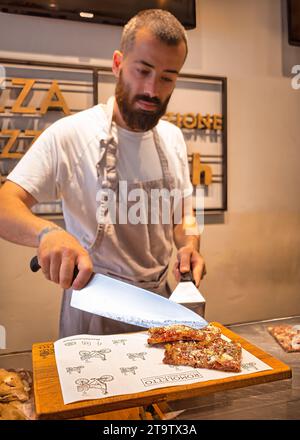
[0,61,94,214]
[167,75,227,211]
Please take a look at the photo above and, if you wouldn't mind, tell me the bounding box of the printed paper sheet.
[54,332,272,404]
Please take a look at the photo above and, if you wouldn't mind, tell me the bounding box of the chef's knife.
[30,256,208,329]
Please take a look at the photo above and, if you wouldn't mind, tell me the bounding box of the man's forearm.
[0,181,93,290]
[173,220,205,286]
[173,223,200,252]
[0,187,57,247]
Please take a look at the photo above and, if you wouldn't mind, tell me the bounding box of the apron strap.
[152,127,175,191]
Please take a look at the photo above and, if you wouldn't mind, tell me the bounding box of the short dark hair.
[121,9,188,59]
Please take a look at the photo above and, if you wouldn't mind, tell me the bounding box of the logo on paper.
[141,370,203,387]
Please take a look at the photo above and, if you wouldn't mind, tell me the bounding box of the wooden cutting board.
[32,322,292,419]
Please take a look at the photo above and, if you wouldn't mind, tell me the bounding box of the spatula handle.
[180,270,195,284]
[30,255,79,282]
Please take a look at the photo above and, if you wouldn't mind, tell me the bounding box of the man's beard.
[115,71,171,131]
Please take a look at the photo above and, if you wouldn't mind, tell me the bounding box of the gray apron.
[60,99,175,337]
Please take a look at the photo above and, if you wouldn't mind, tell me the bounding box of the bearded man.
[0,9,205,336]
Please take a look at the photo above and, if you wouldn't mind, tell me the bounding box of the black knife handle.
[30,255,41,272]
[180,270,195,284]
[30,255,79,282]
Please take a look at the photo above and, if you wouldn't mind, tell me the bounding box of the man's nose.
[143,75,160,98]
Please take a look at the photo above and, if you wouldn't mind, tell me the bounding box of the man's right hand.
[37,228,93,290]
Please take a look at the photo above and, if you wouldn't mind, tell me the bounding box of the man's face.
[113,28,186,131]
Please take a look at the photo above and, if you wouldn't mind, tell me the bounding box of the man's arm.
[173,215,206,287]
[0,180,93,289]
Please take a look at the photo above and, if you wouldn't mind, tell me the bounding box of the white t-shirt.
[111,122,162,182]
[8,99,193,247]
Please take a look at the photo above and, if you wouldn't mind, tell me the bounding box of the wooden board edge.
[32,342,57,417]
[37,366,292,420]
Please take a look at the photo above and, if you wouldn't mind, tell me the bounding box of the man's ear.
[112,50,123,78]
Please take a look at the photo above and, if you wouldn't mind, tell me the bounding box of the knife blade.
[70,272,208,329]
[30,256,208,329]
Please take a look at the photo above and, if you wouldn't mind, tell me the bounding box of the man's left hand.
[173,246,206,287]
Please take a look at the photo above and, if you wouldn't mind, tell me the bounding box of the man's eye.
[137,68,150,76]
[161,77,173,83]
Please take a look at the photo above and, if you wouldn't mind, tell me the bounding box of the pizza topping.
[147,323,221,345]
[162,338,242,372]
[148,323,242,373]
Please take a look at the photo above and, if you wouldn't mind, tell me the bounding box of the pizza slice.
[268,325,300,352]
[163,338,242,372]
[147,323,221,345]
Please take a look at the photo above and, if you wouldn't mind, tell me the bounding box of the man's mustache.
[134,95,162,106]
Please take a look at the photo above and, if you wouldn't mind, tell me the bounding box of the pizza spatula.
[169,271,206,317]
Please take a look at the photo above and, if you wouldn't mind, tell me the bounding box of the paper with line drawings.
[54,331,272,404]
[54,332,271,404]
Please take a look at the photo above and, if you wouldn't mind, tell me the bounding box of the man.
[0,9,205,336]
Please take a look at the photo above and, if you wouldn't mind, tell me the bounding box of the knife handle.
[180,270,195,284]
[30,255,79,282]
